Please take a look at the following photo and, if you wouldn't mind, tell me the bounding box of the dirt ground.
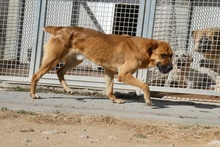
[0,110,220,147]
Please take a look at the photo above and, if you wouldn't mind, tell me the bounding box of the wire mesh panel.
[0,0,37,78]
[43,0,140,80]
[189,1,220,92]
[148,0,220,95]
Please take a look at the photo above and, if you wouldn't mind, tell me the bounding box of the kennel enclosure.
[0,0,220,97]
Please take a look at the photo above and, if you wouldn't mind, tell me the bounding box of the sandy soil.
[0,110,220,147]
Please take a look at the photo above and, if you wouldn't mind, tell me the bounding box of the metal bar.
[146,0,157,38]
[136,0,146,37]
[3,74,220,97]
[40,74,137,91]
[34,0,48,74]
[150,86,220,97]
[1,76,30,82]
[185,2,194,51]
[16,0,26,63]
[38,79,136,91]
[81,0,139,3]
[136,0,156,94]
[29,0,43,78]
[142,0,156,38]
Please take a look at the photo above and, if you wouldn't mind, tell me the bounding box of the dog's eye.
[161,54,167,59]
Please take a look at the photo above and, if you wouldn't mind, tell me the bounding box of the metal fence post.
[136,0,157,95]
[136,0,146,37]
[142,0,157,38]
[29,0,48,78]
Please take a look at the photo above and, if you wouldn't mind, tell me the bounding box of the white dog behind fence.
[164,50,193,88]
[165,50,217,90]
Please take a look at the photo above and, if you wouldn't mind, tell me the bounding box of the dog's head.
[148,41,173,74]
[174,51,193,69]
[191,28,220,53]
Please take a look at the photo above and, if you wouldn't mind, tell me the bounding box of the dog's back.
[44,26,143,71]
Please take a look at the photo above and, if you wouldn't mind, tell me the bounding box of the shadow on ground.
[40,91,220,110]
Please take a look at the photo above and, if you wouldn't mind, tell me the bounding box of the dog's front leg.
[57,55,83,94]
[118,72,152,106]
[105,69,124,104]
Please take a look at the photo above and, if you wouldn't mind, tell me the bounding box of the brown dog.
[30,26,173,105]
[192,27,220,71]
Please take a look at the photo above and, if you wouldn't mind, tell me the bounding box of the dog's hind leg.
[30,37,68,99]
[30,55,62,99]
[57,54,83,94]
[104,69,124,104]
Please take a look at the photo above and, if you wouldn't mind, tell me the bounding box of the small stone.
[108,136,117,140]
[90,139,100,143]
[24,139,32,145]
[42,130,66,135]
[208,140,220,146]
[80,135,89,139]
[24,139,32,143]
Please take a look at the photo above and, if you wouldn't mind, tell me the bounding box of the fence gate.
[33,0,148,92]
[0,0,147,92]
[0,0,220,97]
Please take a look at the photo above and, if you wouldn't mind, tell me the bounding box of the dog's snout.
[156,62,173,74]
[167,65,173,71]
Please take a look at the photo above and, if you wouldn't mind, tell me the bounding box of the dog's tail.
[44,26,64,35]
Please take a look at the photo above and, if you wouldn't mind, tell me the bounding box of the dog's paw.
[112,99,124,104]
[66,88,73,94]
[30,94,40,99]
[145,99,152,106]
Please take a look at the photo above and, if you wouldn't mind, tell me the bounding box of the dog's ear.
[44,26,64,35]
[147,41,158,56]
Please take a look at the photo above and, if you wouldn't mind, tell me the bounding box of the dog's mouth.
[156,62,173,74]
